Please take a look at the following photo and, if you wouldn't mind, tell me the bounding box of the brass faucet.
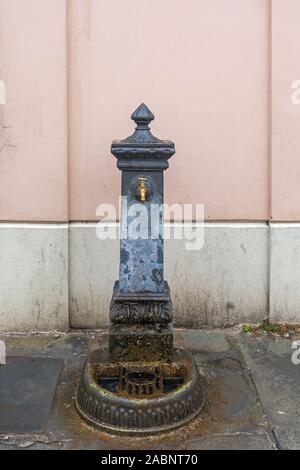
[138,176,147,202]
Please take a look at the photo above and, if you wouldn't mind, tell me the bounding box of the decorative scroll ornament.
[110,299,172,324]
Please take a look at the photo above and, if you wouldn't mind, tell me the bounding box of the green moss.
[261,320,282,333]
[242,324,258,333]
[242,320,300,336]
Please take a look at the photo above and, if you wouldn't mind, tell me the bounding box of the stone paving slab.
[182,330,230,353]
[238,333,300,449]
[183,432,275,450]
[272,425,300,450]
[0,356,62,434]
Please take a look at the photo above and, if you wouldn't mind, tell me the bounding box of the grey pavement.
[0,328,299,450]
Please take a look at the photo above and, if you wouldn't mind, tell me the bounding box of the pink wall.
[0,1,299,221]
[69,0,269,221]
[0,0,68,221]
[271,0,300,220]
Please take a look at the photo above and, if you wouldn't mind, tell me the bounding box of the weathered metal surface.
[112,104,173,310]
[76,105,205,433]
[109,324,174,362]
[0,356,62,434]
[111,103,175,171]
[119,237,164,294]
[114,104,169,294]
[75,347,205,435]
[110,281,172,324]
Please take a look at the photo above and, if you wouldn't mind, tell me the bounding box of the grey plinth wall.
[1,221,300,332]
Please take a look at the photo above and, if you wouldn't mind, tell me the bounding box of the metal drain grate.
[96,362,186,398]
[119,367,163,396]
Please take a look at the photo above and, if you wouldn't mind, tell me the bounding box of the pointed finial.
[131,103,154,129]
[111,103,175,170]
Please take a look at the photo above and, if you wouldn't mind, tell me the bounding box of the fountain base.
[75,346,205,435]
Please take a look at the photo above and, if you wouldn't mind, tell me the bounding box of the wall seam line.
[66,0,72,331]
[267,0,273,322]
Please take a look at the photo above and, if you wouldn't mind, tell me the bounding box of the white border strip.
[2,222,296,229]
[270,222,300,228]
[0,223,68,229]
[70,221,267,229]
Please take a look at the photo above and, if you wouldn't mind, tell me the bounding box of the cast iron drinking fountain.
[76,104,205,433]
